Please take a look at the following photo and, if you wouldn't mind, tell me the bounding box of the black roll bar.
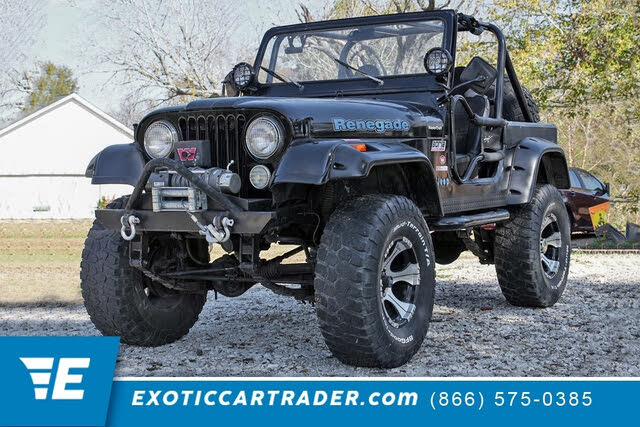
[476,19,535,122]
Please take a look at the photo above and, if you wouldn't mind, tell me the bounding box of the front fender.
[85,143,146,186]
[273,139,432,185]
[507,137,570,205]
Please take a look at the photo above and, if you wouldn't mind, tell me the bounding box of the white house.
[0,93,133,219]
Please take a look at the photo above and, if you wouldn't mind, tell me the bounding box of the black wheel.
[315,195,436,368]
[494,185,571,307]
[502,79,540,122]
[80,197,206,346]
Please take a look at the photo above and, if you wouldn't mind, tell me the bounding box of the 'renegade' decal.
[333,118,410,133]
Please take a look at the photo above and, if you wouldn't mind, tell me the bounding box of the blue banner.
[0,337,119,427]
[105,379,637,426]
[0,337,637,426]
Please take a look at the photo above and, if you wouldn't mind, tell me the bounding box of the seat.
[454,95,489,174]
[452,57,496,176]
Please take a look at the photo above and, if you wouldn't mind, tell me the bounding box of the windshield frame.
[253,10,456,89]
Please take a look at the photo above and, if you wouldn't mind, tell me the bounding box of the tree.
[0,0,45,123]
[492,0,640,222]
[298,0,473,22]
[0,1,45,74]
[17,62,79,114]
[88,0,241,105]
[109,95,154,128]
[493,0,640,112]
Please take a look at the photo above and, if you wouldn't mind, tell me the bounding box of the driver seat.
[452,57,497,176]
[454,95,489,173]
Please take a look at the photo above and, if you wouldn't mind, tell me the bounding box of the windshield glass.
[258,19,445,84]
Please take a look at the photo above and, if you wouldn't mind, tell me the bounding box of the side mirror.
[604,182,610,195]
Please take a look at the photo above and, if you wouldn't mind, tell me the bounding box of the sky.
[27,0,319,115]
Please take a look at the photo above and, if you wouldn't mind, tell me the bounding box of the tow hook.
[120,215,140,241]
[185,210,234,243]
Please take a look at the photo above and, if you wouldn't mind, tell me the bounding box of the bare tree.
[297,0,474,22]
[89,0,240,105]
[108,95,154,128]
[0,1,45,120]
[0,1,45,72]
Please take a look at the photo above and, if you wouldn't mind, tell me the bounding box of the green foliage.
[97,196,115,210]
[494,0,640,112]
[492,0,640,223]
[585,237,640,250]
[23,61,78,114]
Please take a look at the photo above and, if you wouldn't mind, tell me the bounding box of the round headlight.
[245,116,284,160]
[424,47,453,76]
[144,120,178,158]
[249,165,271,189]
[233,62,254,89]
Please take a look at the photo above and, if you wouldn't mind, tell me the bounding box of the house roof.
[0,93,133,139]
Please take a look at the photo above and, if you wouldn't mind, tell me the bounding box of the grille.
[176,113,250,196]
[177,114,247,169]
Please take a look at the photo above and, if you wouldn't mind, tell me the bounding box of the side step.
[430,209,510,231]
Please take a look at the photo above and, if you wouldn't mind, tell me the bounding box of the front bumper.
[102,157,276,236]
[96,209,276,235]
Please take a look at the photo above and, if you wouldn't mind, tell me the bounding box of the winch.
[149,167,241,212]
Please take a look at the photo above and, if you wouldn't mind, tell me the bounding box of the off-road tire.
[80,196,206,346]
[502,79,540,122]
[494,185,571,307]
[315,195,436,368]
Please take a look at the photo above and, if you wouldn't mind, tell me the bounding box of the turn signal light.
[350,144,367,152]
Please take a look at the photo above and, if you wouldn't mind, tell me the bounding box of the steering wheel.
[337,42,388,79]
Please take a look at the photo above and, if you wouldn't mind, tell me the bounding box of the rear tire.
[315,195,435,368]
[502,79,540,122]
[494,185,571,307]
[80,197,206,346]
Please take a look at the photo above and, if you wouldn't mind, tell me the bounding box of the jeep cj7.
[83,10,571,368]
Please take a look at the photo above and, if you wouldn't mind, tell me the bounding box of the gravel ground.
[1,253,638,377]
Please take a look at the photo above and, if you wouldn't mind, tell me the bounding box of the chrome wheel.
[380,237,421,328]
[540,212,563,279]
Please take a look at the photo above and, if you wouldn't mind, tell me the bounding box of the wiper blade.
[260,66,304,90]
[333,57,383,86]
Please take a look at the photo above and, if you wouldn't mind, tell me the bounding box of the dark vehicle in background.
[562,168,611,232]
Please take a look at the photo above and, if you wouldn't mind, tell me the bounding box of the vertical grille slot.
[187,117,197,140]
[197,117,206,140]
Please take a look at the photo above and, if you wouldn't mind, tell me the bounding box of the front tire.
[315,195,435,368]
[80,197,206,346]
[494,185,571,307]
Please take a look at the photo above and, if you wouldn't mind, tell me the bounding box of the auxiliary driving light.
[232,62,255,89]
[249,165,271,189]
[424,47,453,76]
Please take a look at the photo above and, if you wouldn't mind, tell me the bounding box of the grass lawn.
[0,220,93,306]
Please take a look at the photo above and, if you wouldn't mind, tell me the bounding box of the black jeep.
[82,10,571,368]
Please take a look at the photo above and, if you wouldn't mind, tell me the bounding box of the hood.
[189,97,442,139]
[139,96,444,140]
